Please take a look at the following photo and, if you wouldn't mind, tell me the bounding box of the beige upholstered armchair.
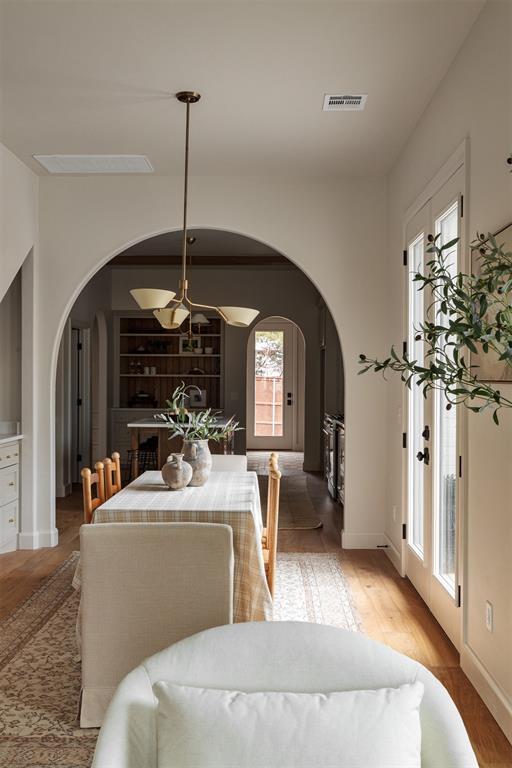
[80,522,234,727]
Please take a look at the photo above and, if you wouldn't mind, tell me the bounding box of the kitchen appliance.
[336,419,345,505]
[323,413,344,502]
[323,414,337,499]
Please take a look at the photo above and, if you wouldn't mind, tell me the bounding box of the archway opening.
[53,228,344,533]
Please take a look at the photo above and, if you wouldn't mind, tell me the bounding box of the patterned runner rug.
[247,451,323,530]
[0,551,358,767]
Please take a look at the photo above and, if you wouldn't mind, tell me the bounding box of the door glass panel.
[434,202,458,596]
[254,330,284,437]
[408,234,425,556]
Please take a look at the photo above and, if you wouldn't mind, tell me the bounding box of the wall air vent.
[322,94,367,112]
[32,154,154,174]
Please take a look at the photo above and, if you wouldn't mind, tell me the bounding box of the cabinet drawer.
[0,500,17,549]
[0,465,18,506]
[0,442,20,469]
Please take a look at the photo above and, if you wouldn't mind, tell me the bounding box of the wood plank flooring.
[1,464,511,767]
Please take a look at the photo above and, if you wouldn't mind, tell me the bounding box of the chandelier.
[130,91,259,331]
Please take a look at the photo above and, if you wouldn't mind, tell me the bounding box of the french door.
[247,319,298,450]
[405,166,464,649]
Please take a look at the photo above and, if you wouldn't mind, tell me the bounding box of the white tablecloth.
[74,471,272,623]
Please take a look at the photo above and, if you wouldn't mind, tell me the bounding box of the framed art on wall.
[179,335,201,354]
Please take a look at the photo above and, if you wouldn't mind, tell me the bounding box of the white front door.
[247,319,300,450]
[405,166,464,649]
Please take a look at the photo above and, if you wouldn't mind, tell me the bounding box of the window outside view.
[434,202,458,595]
[254,330,284,437]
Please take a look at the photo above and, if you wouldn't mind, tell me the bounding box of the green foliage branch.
[359,232,512,424]
[155,382,243,441]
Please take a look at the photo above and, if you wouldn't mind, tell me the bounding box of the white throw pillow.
[153,681,424,768]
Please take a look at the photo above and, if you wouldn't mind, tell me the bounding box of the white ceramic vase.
[161,453,193,490]
[182,439,212,486]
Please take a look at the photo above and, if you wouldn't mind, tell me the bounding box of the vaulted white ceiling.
[0,0,485,176]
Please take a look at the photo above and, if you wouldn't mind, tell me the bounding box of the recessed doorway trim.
[246,317,305,451]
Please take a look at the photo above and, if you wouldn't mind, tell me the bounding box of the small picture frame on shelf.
[179,335,201,354]
[189,388,207,408]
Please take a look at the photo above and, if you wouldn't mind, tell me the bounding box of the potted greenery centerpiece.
[358,231,512,421]
[156,383,242,486]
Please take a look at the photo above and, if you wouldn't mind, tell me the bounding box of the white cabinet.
[0,440,20,553]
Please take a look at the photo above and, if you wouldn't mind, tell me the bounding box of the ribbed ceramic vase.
[161,453,193,490]
[182,439,212,486]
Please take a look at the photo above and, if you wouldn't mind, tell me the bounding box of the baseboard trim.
[461,643,512,745]
[55,483,72,498]
[383,533,403,574]
[341,531,385,549]
[18,528,59,550]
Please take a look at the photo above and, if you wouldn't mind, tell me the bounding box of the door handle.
[416,447,430,465]
[287,392,293,406]
[421,425,430,440]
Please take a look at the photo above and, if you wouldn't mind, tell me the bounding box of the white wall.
[29,172,387,551]
[0,142,38,302]
[0,270,21,421]
[386,0,512,740]
[0,142,39,547]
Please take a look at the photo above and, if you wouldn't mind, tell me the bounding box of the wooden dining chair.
[262,452,281,597]
[81,462,106,524]
[103,451,122,500]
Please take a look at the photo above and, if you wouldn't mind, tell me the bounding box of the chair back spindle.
[81,461,106,524]
[263,452,281,597]
[104,451,122,499]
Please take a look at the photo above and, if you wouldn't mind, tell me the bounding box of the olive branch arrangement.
[155,382,242,441]
[359,232,512,424]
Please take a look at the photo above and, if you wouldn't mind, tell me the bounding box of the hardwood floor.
[280,470,512,768]
[1,467,511,766]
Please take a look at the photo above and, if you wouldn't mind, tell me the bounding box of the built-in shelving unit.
[116,315,224,409]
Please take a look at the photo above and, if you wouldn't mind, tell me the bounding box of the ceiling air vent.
[32,154,154,174]
[322,94,367,112]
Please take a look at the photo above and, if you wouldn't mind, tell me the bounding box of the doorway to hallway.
[246,318,305,451]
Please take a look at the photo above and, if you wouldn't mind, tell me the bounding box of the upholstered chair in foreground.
[80,522,234,727]
[92,621,478,768]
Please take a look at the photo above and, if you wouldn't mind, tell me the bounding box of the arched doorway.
[53,228,344,509]
[246,316,305,452]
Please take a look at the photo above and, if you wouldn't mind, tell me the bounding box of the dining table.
[73,469,273,623]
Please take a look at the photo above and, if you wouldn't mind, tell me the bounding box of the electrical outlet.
[485,601,493,632]
[392,505,397,522]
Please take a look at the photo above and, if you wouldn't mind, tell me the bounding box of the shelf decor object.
[117,314,223,409]
[129,91,259,332]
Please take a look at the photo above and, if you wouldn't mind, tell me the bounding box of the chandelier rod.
[181,99,191,289]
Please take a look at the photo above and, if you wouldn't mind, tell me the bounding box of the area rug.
[273,553,360,631]
[247,451,323,530]
[0,551,358,767]
[247,450,305,476]
[0,553,97,768]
